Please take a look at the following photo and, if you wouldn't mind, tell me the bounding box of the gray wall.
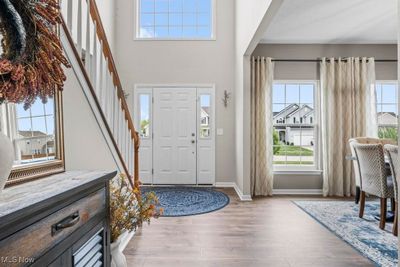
[114,0,236,183]
[253,44,397,190]
[253,44,397,80]
[63,68,118,173]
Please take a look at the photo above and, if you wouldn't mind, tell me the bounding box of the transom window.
[272,82,317,169]
[376,81,398,141]
[136,0,214,39]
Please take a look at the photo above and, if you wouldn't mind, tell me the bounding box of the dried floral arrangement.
[0,0,70,110]
[110,174,163,243]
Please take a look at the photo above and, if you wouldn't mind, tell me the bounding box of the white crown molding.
[215,182,253,201]
[273,189,323,195]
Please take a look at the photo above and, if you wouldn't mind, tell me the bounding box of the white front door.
[153,88,197,184]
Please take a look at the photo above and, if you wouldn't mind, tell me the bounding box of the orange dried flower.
[0,59,12,74]
[110,174,162,242]
[11,64,25,81]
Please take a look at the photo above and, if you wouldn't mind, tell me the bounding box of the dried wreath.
[0,0,70,109]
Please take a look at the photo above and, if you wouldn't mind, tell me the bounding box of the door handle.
[191,140,196,144]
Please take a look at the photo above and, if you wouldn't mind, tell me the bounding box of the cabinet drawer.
[0,189,106,267]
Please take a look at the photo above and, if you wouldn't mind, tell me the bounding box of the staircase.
[59,0,139,187]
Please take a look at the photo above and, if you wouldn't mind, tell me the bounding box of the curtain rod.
[254,58,397,63]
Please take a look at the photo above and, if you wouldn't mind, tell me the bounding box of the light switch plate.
[217,128,224,136]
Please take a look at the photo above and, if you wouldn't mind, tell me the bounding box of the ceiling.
[262,0,398,44]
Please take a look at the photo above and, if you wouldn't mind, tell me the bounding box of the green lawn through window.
[273,145,313,156]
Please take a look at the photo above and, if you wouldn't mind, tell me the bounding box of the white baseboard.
[120,230,135,251]
[273,189,323,195]
[215,182,236,188]
[215,182,253,201]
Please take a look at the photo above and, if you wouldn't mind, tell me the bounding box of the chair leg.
[390,198,395,212]
[380,198,387,230]
[359,191,366,218]
[355,186,361,204]
[393,203,398,236]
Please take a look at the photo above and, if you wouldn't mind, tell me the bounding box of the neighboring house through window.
[136,0,215,39]
[15,100,55,163]
[272,82,317,169]
[0,100,56,165]
[376,81,398,141]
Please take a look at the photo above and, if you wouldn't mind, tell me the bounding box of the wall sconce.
[222,90,231,108]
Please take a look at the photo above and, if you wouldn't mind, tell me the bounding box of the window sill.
[273,170,323,176]
[133,37,217,41]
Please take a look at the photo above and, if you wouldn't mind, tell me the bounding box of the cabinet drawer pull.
[52,211,80,235]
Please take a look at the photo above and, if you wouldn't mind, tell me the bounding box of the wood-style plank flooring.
[124,188,374,267]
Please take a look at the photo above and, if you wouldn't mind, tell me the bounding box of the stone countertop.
[0,170,116,220]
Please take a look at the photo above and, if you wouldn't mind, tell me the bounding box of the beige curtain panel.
[319,57,377,197]
[250,57,274,196]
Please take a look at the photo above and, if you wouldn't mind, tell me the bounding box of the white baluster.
[128,133,132,175]
[125,121,128,164]
[120,101,124,153]
[85,0,91,74]
[67,0,73,31]
[91,23,97,85]
[97,42,103,98]
[104,72,110,122]
[117,99,122,147]
[100,54,107,109]
[125,121,129,165]
[113,89,118,136]
[60,0,68,20]
[76,0,82,56]
[121,116,125,157]
[107,74,114,126]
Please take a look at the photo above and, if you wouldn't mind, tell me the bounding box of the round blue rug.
[141,187,229,217]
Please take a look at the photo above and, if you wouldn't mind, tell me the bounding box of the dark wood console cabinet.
[0,171,116,267]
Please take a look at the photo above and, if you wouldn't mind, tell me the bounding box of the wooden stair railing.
[60,0,139,188]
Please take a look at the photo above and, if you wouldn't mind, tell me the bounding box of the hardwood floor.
[124,188,374,267]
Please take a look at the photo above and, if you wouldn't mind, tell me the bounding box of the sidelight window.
[199,94,211,138]
[139,94,151,138]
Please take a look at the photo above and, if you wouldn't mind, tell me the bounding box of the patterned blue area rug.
[141,187,229,217]
[294,200,398,267]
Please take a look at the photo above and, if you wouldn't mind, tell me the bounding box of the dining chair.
[349,137,395,204]
[384,144,399,236]
[353,143,395,230]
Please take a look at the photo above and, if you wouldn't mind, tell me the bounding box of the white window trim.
[272,80,320,172]
[133,0,217,41]
[376,80,398,128]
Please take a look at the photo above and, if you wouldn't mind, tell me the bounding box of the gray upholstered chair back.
[349,139,362,188]
[353,143,393,198]
[348,137,395,189]
[385,144,399,202]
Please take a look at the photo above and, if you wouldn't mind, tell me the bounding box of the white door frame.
[133,84,216,185]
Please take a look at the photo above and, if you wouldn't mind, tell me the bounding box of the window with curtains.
[376,81,398,141]
[136,0,215,39]
[272,81,317,169]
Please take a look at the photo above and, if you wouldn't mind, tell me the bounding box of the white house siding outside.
[378,112,398,126]
[16,131,55,164]
[273,104,314,146]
